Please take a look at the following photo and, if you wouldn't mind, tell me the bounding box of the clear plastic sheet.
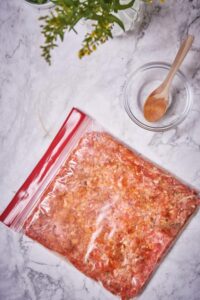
[1,108,200,300]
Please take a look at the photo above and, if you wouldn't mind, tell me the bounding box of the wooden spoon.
[143,35,194,122]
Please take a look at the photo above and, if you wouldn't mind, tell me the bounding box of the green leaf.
[107,13,125,30]
[114,0,135,10]
[59,31,64,41]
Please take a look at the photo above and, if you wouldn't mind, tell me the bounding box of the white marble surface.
[0,0,200,299]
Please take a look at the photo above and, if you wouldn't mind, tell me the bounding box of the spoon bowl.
[143,93,168,122]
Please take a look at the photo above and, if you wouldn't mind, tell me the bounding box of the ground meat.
[24,131,199,299]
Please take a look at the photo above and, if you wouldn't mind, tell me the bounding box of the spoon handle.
[163,35,194,89]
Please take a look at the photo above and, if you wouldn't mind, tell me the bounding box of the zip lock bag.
[1,108,199,300]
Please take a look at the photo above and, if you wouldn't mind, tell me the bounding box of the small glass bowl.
[24,0,54,9]
[123,62,192,132]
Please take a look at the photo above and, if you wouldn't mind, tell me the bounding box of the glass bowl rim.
[123,61,192,132]
[24,0,55,9]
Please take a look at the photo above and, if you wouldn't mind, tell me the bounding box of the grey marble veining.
[0,0,200,299]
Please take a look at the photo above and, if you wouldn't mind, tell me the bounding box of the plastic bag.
[1,108,200,300]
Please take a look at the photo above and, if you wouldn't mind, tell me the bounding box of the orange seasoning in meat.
[23,131,199,300]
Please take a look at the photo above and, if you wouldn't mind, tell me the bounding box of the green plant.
[40,0,138,64]
[40,0,163,64]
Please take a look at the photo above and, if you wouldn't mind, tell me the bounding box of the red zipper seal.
[0,108,86,227]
